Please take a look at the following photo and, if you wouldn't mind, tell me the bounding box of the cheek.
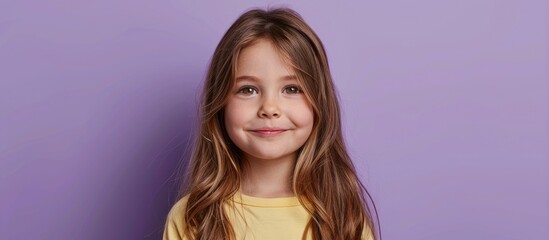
[224,100,248,130]
[292,102,315,128]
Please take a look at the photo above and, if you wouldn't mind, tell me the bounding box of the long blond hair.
[179,7,379,240]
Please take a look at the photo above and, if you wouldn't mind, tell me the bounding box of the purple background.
[0,0,547,239]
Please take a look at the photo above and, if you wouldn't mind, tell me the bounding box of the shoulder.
[362,222,375,240]
[163,196,190,240]
[168,195,189,218]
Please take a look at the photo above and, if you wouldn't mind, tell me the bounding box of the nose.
[258,95,281,118]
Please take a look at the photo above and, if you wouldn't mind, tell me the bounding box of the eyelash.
[237,85,303,95]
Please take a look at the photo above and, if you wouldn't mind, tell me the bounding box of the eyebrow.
[235,75,297,82]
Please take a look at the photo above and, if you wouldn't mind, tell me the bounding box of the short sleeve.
[162,196,189,240]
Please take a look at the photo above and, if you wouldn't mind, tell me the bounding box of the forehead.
[235,38,296,78]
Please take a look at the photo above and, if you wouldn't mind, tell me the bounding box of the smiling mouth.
[249,129,288,136]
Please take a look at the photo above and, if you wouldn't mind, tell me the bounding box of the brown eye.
[237,86,258,95]
[283,85,302,94]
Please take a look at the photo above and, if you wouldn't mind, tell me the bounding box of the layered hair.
[178,7,379,240]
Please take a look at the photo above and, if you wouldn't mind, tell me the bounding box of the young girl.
[163,7,379,240]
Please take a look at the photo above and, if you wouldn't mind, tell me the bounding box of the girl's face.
[224,38,314,163]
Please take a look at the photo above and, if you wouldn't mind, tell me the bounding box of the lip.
[249,128,288,137]
[253,128,287,131]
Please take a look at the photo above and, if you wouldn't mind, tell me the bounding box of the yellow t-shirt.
[163,192,374,240]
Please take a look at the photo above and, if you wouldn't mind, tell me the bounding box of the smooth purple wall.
[0,1,547,239]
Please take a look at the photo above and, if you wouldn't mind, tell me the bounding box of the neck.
[240,153,296,198]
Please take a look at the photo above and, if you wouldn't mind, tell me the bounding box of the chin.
[246,150,295,161]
